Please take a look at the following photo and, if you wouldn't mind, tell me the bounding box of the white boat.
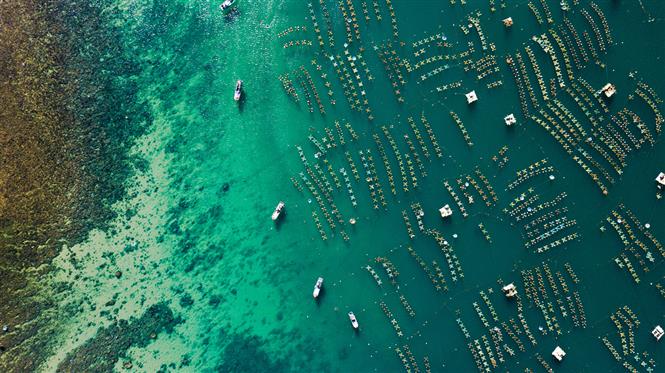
[272,201,285,221]
[313,277,323,298]
[234,80,243,101]
[220,0,236,11]
[348,312,359,329]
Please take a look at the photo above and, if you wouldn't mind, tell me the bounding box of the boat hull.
[348,312,359,329]
[272,202,285,221]
[313,277,323,298]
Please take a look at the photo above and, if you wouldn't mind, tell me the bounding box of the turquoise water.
[5,0,664,372]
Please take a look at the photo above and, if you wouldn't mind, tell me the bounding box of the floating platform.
[552,346,566,361]
[465,90,478,104]
[504,113,517,126]
[439,204,453,218]
[601,83,616,98]
[656,172,665,188]
[502,283,518,298]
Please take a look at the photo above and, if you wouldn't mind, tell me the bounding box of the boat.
[313,277,323,298]
[272,201,285,221]
[348,312,359,329]
[234,80,243,101]
[220,0,236,11]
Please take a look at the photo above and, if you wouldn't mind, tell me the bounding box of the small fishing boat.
[234,80,243,101]
[272,201,285,221]
[348,312,359,329]
[313,277,323,298]
[220,0,236,11]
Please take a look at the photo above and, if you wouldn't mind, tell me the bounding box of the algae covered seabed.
[0,0,664,372]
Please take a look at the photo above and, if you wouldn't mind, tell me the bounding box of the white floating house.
[552,346,566,362]
[504,113,517,127]
[653,325,664,341]
[601,83,616,98]
[656,172,665,189]
[466,90,478,104]
[502,283,518,298]
[439,204,453,218]
[502,17,513,27]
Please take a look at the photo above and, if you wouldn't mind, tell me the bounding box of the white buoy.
[549,175,555,181]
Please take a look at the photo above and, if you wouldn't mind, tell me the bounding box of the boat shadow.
[273,210,284,230]
[237,91,247,113]
[224,8,240,23]
[314,288,325,305]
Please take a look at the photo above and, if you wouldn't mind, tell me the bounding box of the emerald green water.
[33,0,665,372]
